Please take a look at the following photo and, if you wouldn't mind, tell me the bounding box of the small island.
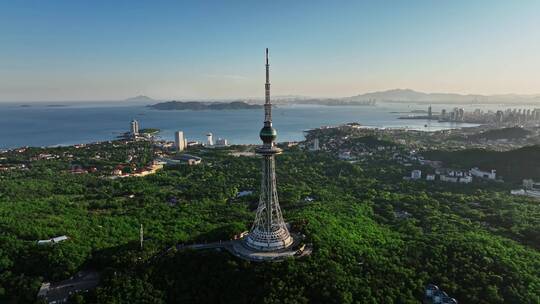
[148,101,262,111]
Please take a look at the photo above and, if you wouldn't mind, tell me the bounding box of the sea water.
[0,102,481,149]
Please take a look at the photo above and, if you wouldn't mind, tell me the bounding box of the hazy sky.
[1,0,540,101]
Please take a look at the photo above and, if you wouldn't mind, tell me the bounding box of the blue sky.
[1,0,540,101]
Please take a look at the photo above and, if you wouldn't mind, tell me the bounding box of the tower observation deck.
[244,48,294,251]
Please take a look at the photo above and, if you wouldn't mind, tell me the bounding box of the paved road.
[179,241,231,250]
[37,271,100,303]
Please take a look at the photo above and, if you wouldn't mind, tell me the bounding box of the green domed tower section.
[260,125,277,144]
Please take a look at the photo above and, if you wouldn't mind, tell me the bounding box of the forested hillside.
[1,144,539,303]
[423,145,540,181]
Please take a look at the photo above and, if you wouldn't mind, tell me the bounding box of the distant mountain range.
[127,89,540,107]
[342,89,540,104]
[251,89,540,105]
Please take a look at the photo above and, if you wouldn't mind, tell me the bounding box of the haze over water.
[0,103,483,149]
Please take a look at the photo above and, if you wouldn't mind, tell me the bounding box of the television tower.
[245,48,294,251]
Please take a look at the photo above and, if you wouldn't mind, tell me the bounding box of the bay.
[0,102,480,149]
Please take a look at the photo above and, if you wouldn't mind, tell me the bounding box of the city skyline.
[2,0,540,101]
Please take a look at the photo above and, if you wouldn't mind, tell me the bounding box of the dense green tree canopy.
[0,142,539,303]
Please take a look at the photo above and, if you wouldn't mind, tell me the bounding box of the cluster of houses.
[155,154,202,166]
[305,124,402,161]
[111,161,164,178]
[407,167,497,184]
[336,145,398,161]
[30,153,60,161]
[12,147,28,153]
[111,154,203,178]
[69,165,98,174]
[0,163,27,172]
[393,152,428,167]
[511,179,540,199]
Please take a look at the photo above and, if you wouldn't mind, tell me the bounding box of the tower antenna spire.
[264,48,272,126]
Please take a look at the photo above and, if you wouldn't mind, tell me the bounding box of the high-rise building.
[441,109,447,120]
[216,138,228,146]
[245,48,293,251]
[206,133,213,146]
[130,120,139,137]
[312,138,320,151]
[428,106,432,120]
[174,131,185,151]
[495,110,504,124]
[458,108,465,121]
